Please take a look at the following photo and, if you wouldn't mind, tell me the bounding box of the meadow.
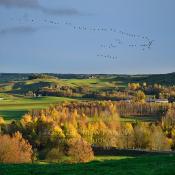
[0,95,76,121]
[0,94,159,123]
[0,75,125,121]
[0,155,175,175]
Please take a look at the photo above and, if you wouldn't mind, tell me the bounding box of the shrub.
[46,147,66,163]
[0,132,33,163]
[68,138,94,163]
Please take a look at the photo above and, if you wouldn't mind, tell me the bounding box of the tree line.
[0,101,175,163]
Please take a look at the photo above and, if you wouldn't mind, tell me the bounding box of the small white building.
[122,99,131,103]
[154,99,169,103]
[146,98,169,103]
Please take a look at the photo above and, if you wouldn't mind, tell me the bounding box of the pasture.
[0,94,75,121]
[0,155,175,175]
[0,93,160,123]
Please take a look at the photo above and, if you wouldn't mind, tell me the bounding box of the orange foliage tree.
[68,138,94,163]
[0,132,33,163]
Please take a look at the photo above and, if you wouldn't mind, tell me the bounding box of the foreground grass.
[0,155,175,175]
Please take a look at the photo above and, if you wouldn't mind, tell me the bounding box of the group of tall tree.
[128,82,175,101]
[1,101,175,163]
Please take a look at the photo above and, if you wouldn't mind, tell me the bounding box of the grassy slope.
[7,78,76,94]
[1,73,174,121]
[0,94,76,121]
[64,77,119,90]
[1,77,119,94]
[0,77,120,121]
[114,73,175,86]
[0,155,175,175]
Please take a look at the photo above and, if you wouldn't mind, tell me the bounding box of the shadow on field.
[0,155,175,175]
[93,146,175,156]
[0,110,27,120]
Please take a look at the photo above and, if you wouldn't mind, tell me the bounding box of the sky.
[0,0,175,74]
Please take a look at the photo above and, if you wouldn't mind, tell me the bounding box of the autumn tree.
[68,138,94,163]
[0,132,33,163]
[93,129,118,147]
[162,108,175,133]
[0,117,5,125]
[148,126,171,151]
[133,123,150,149]
[128,83,140,91]
[134,90,146,103]
[120,123,134,148]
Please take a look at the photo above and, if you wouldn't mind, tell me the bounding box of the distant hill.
[0,73,30,82]
[126,72,175,86]
[0,72,175,86]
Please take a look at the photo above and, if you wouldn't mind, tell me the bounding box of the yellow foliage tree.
[121,123,134,148]
[0,117,5,125]
[128,83,140,91]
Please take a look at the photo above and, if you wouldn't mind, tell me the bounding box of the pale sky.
[0,0,175,74]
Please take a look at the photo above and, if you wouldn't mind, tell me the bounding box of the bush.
[0,132,33,163]
[46,147,66,163]
[68,138,94,163]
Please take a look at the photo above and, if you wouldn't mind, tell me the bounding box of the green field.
[0,97,159,122]
[0,93,160,122]
[0,76,122,122]
[0,155,175,175]
[0,94,76,121]
[0,74,170,122]
[120,115,161,122]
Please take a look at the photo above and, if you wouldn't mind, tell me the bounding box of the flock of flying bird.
[11,17,154,61]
